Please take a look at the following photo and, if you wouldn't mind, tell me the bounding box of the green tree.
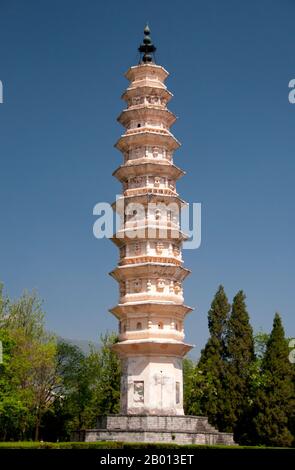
[251,313,294,447]
[0,329,31,440]
[85,332,120,424]
[42,333,121,440]
[0,287,59,441]
[42,341,91,441]
[0,285,122,442]
[42,333,120,440]
[225,290,255,438]
[183,358,202,415]
[0,283,9,322]
[3,290,45,340]
[197,286,231,428]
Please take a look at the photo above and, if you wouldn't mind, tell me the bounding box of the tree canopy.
[0,282,294,446]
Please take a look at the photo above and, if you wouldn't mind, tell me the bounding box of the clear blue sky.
[0,0,294,356]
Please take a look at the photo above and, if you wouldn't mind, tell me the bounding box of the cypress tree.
[252,313,294,447]
[197,285,230,429]
[225,290,255,436]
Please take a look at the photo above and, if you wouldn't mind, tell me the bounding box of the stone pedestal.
[75,415,235,446]
[119,354,185,416]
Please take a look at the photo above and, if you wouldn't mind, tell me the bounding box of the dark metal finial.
[138,24,156,64]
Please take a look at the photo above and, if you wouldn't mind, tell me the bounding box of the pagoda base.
[74,415,235,446]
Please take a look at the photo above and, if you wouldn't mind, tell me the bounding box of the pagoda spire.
[138,24,156,63]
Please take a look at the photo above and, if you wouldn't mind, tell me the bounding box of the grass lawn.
[0,441,292,450]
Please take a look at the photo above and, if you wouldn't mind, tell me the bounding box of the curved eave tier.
[119,255,182,267]
[110,302,193,319]
[122,85,172,103]
[112,193,187,211]
[117,107,177,128]
[111,228,188,247]
[113,162,185,182]
[112,339,193,357]
[115,131,180,153]
[125,64,169,83]
[110,263,191,283]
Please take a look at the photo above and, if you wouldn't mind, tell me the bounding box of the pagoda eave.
[115,131,180,152]
[112,339,193,358]
[110,228,188,247]
[112,162,185,181]
[122,86,173,103]
[112,193,187,210]
[117,107,177,128]
[109,263,191,282]
[125,64,169,82]
[109,302,194,319]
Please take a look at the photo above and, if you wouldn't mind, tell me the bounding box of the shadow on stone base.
[73,415,235,446]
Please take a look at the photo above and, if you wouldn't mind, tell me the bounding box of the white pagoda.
[110,25,193,416]
[81,27,235,445]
